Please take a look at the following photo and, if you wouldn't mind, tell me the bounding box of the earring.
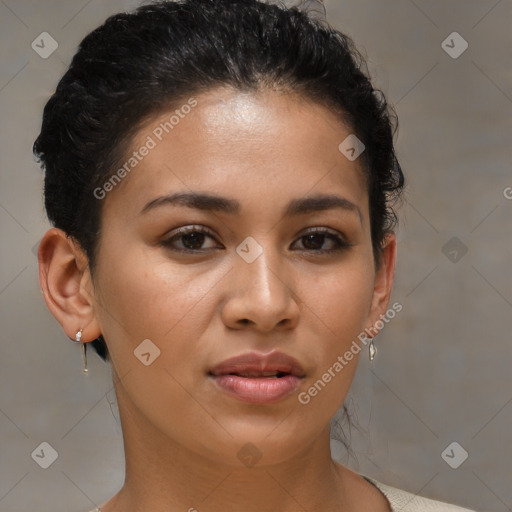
[75,329,88,374]
[369,337,376,362]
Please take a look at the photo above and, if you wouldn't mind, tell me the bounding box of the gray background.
[0,0,511,511]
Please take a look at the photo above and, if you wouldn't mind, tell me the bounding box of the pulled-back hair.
[33,0,404,363]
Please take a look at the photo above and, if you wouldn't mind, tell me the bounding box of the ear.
[364,232,397,335]
[37,228,102,343]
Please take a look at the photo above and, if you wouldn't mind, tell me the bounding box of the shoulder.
[362,475,478,512]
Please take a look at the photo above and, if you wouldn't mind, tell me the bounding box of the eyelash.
[161,225,351,255]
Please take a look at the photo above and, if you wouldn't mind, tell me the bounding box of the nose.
[221,244,300,332]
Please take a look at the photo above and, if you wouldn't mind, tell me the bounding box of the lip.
[208,350,306,404]
[209,350,306,378]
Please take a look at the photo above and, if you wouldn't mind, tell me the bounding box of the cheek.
[92,253,216,433]
[92,246,226,360]
[303,261,375,340]
[292,266,374,416]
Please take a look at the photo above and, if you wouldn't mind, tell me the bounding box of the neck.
[102,386,353,512]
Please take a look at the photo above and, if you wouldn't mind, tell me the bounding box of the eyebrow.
[140,192,363,224]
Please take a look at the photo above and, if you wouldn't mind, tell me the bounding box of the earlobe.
[365,232,397,333]
[37,228,102,342]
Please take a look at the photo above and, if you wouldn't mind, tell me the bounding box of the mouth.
[208,372,304,403]
[207,351,306,403]
[208,370,299,378]
[208,350,306,378]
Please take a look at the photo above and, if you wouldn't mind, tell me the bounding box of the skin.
[38,87,396,512]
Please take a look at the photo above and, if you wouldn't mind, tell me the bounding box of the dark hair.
[33,0,404,368]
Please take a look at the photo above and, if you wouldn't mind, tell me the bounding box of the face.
[81,87,395,466]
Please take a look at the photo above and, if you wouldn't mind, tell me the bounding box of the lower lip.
[210,374,302,403]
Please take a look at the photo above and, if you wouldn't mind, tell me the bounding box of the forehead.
[101,87,368,220]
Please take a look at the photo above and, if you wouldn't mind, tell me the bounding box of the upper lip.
[209,350,306,378]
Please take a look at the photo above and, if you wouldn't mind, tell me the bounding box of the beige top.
[87,474,478,511]
[362,475,477,511]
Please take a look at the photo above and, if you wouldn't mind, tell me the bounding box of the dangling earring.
[75,329,88,374]
[368,337,376,362]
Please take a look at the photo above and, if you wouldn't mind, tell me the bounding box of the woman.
[33,0,477,510]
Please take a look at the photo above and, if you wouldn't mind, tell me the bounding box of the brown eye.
[292,228,351,254]
[162,226,220,253]
[161,226,350,255]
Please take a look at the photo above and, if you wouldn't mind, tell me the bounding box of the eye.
[161,225,351,255]
[161,226,220,253]
[291,227,351,254]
